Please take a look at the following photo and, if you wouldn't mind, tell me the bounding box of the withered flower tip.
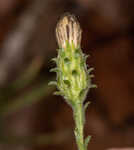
[56,13,82,49]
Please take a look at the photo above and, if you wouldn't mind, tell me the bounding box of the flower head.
[56,13,82,49]
[50,13,95,106]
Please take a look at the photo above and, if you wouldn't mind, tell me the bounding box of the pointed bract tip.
[56,13,82,49]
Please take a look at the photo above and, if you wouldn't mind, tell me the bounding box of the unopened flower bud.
[49,13,95,106]
[50,13,96,150]
[56,13,82,49]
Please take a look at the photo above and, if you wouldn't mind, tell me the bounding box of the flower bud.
[50,14,95,150]
[56,13,82,49]
[50,13,94,106]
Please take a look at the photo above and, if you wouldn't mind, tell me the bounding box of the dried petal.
[56,13,82,49]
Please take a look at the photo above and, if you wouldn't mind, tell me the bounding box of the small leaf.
[87,68,94,74]
[48,81,57,86]
[84,136,91,150]
[89,74,94,78]
[84,101,90,112]
[91,84,97,88]
[82,101,90,124]
[74,128,80,140]
[50,68,59,72]
[51,58,57,63]
[84,54,89,61]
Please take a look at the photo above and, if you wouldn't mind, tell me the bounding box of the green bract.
[50,14,94,107]
[52,43,92,106]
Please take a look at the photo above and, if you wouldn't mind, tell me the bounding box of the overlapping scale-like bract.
[50,14,94,106]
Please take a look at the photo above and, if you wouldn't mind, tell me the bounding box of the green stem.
[73,102,85,150]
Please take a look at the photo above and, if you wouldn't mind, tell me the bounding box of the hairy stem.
[73,102,85,150]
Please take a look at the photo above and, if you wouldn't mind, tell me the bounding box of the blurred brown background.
[0,0,134,150]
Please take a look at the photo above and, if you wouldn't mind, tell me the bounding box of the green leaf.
[91,84,97,88]
[84,101,90,112]
[89,74,94,78]
[74,128,80,141]
[82,101,90,124]
[50,68,59,73]
[84,54,89,61]
[51,58,57,63]
[84,136,91,150]
[87,68,94,74]
[48,81,57,86]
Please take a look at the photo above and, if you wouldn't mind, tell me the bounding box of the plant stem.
[52,13,93,150]
[73,102,85,150]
